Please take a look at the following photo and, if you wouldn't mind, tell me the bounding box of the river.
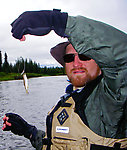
[0,76,68,150]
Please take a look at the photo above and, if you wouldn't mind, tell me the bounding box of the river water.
[0,76,68,150]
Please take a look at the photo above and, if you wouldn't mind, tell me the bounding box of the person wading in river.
[2,9,127,149]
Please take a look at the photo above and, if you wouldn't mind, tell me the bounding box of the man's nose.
[73,55,82,67]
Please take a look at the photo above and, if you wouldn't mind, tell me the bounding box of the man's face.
[65,44,101,88]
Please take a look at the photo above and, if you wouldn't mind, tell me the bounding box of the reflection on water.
[0,76,68,150]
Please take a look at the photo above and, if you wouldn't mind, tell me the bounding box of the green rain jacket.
[65,16,127,139]
[31,16,127,149]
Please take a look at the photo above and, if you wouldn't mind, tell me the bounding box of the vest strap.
[91,142,126,150]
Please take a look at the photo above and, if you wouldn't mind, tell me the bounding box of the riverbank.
[0,72,52,81]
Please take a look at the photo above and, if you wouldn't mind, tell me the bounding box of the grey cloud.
[0,0,127,67]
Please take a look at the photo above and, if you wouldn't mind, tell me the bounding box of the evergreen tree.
[5,52,8,64]
[3,52,10,73]
[0,51,2,72]
[13,57,24,73]
[0,51,65,75]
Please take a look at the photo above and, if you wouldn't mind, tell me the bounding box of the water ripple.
[0,76,68,149]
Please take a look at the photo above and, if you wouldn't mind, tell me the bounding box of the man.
[2,9,127,149]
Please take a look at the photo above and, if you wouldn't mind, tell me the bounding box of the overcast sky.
[0,0,127,67]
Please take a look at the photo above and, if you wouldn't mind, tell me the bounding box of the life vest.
[42,93,127,150]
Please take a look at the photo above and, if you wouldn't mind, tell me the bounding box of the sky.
[0,0,127,67]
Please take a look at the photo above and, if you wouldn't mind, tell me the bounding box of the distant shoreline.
[0,72,65,81]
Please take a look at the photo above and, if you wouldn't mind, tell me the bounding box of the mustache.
[70,67,87,73]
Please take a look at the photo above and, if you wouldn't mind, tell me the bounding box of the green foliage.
[0,51,2,72]
[41,66,65,76]
[0,72,6,77]
[0,72,20,81]
[0,51,65,81]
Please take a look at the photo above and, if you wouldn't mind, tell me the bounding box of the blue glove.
[3,113,37,140]
[11,9,68,39]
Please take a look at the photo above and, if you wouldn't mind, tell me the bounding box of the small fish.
[22,73,29,94]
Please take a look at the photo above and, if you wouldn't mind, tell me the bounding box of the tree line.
[0,51,65,76]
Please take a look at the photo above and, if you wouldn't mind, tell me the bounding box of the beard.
[69,73,90,87]
[68,68,89,87]
[68,67,101,88]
